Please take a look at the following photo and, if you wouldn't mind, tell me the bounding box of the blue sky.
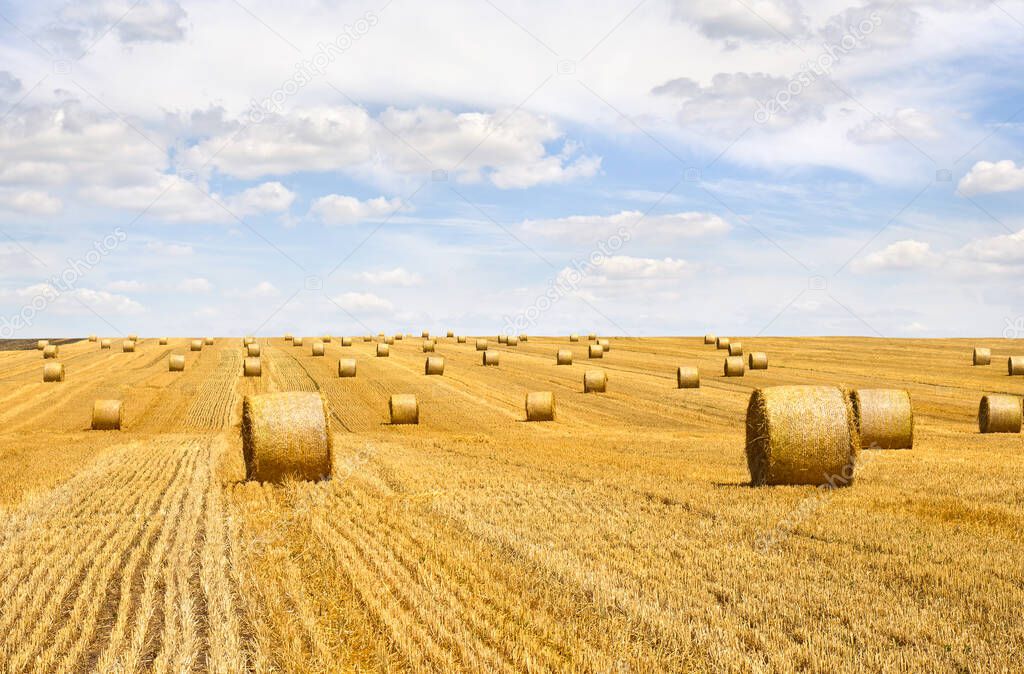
[1,0,1022,338]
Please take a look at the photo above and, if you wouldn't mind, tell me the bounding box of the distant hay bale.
[597,338,610,352]
[588,333,597,341]
[243,336,255,346]
[704,333,716,345]
[244,357,262,377]
[583,369,607,393]
[979,394,1022,434]
[483,349,500,366]
[557,349,573,365]
[294,337,304,347]
[716,337,731,350]
[100,339,111,349]
[242,392,332,482]
[728,342,744,356]
[169,354,185,372]
[425,356,445,375]
[159,338,168,345]
[973,348,991,366]
[43,344,58,359]
[88,335,97,342]
[389,394,419,424]
[1009,357,1024,376]
[37,340,48,350]
[588,344,603,359]
[92,400,123,431]
[394,334,403,341]
[748,352,769,370]
[376,343,390,357]
[476,338,488,351]
[724,356,745,377]
[498,335,508,344]
[341,337,353,347]
[384,336,395,345]
[520,334,528,342]
[284,333,294,341]
[322,335,332,343]
[507,335,519,346]
[457,336,467,343]
[122,340,136,353]
[850,389,913,449]
[338,358,357,377]
[745,386,859,487]
[247,343,261,357]
[570,334,580,342]
[677,366,699,389]
[447,330,454,338]
[128,334,139,342]
[363,336,372,342]
[422,330,430,339]
[311,341,325,357]
[526,392,555,421]
[423,340,436,352]
[191,340,203,352]
[204,337,214,345]
[43,362,64,382]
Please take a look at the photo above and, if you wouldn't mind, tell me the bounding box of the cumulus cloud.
[848,108,938,144]
[588,256,696,280]
[0,284,143,315]
[958,229,1024,266]
[0,189,62,216]
[41,0,188,54]
[310,194,407,225]
[331,291,394,313]
[356,267,423,286]
[667,0,806,41]
[522,210,730,243]
[851,240,941,273]
[178,277,212,293]
[957,160,1024,196]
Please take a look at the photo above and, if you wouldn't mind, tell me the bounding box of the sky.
[0,0,1022,338]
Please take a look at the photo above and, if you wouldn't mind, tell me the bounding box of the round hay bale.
[677,366,699,389]
[284,333,294,341]
[457,336,467,343]
[425,356,445,375]
[43,344,58,359]
[244,357,262,377]
[422,330,430,339]
[311,341,325,357]
[584,369,607,393]
[122,340,136,353]
[850,389,913,449]
[476,338,488,351]
[389,394,419,424]
[521,334,528,342]
[100,339,111,349]
[92,400,123,431]
[447,330,454,338]
[341,337,353,347]
[716,337,731,350]
[128,334,139,342]
[588,344,603,359]
[37,340,48,350]
[169,354,185,372]
[704,333,716,345]
[338,358,357,377]
[242,392,331,482]
[159,337,168,345]
[393,334,403,341]
[526,392,555,421]
[507,335,519,347]
[43,362,64,382]
[557,349,573,365]
[748,352,769,370]
[1009,357,1024,376]
[570,334,580,342]
[376,343,390,357]
[384,336,395,345]
[724,356,745,377]
[363,336,372,342]
[322,335,332,343]
[190,339,203,352]
[979,394,1022,434]
[294,337,305,347]
[243,336,255,346]
[973,348,991,366]
[423,340,436,353]
[204,337,214,345]
[498,335,508,345]
[483,350,500,366]
[588,333,597,341]
[745,386,859,487]
[88,335,97,342]
[728,342,744,356]
[597,338,610,352]
[247,343,261,357]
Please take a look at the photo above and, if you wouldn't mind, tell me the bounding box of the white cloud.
[848,108,938,144]
[310,194,406,225]
[331,291,394,313]
[0,189,62,215]
[851,240,941,273]
[356,267,423,287]
[108,280,146,292]
[41,0,188,54]
[252,281,279,297]
[522,210,730,243]
[146,241,193,256]
[958,229,1024,266]
[178,277,212,293]
[957,160,1024,196]
[229,182,295,214]
[667,0,806,41]
[0,284,143,315]
[589,256,695,280]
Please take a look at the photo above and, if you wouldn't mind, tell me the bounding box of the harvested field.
[0,336,1022,672]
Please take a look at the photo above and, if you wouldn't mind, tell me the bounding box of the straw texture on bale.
[247,343,261,357]
[169,354,185,372]
[43,344,58,359]
[1009,357,1024,376]
[476,338,488,351]
[159,337,168,345]
[745,386,859,487]
[191,340,203,352]
[243,336,255,345]
[748,352,769,370]
[483,350,500,366]
[376,343,390,357]
[311,341,325,357]
[244,357,262,377]
[557,349,573,365]
[570,334,580,342]
[597,339,610,352]
[341,337,352,347]
[122,340,135,353]
[526,392,555,421]
[583,370,607,393]
[520,335,528,342]
[724,356,745,377]
[128,334,139,342]
[447,331,454,338]
[423,340,436,352]
[728,342,744,356]
[322,336,332,343]
[588,333,597,341]
[384,336,394,345]
[589,344,604,359]
[498,335,508,345]
[363,336,372,342]
[716,337,731,350]
[338,358,357,377]
[88,335,97,342]
[507,335,519,346]
[37,340,48,350]
[242,392,332,482]
[92,400,123,431]
[294,337,304,347]
[677,366,700,389]
[979,394,1022,434]
[284,333,294,341]
[394,334,403,341]
[973,348,991,366]
[422,331,430,339]
[457,336,467,343]
[850,389,913,449]
[425,356,445,375]
[704,334,716,345]
[389,394,419,424]
[100,339,111,349]
[43,362,64,382]
[204,337,214,345]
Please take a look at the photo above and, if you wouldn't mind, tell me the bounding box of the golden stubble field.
[0,335,1021,673]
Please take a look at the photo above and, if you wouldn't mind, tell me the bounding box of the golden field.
[0,335,1021,673]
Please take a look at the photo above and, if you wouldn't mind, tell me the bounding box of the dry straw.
[92,400,123,431]
[457,336,467,343]
[597,338,610,352]
[159,337,168,345]
[100,339,111,349]
[243,336,255,345]
[589,344,604,359]
[43,362,64,382]
[43,344,58,359]
[483,349,500,366]
[748,352,769,370]
[557,349,573,365]
[447,330,454,338]
[423,340,436,352]
[716,337,731,350]
[128,334,139,342]
[384,336,395,345]
[422,330,430,339]
[746,385,859,487]
[507,335,519,346]
[724,356,745,377]
[677,366,699,389]
[204,337,214,345]
[584,369,607,393]
[191,340,203,352]
[363,336,372,342]
[122,340,135,353]
[37,340,48,350]
[247,343,261,357]
[244,357,262,377]
[342,337,353,347]
[376,343,390,357]
[338,358,357,377]
[88,335,97,342]
[425,356,445,375]
[322,335,332,343]
[242,392,332,482]
[526,392,555,421]
[311,341,325,357]
[570,334,580,342]
[704,333,716,345]
[498,335,508,345]
[520,334,528,342]
[394,334,403,341]
[588,333,597,341]
[851,389,914,449]
[973,348,991,366]
[284,333,294,341]
[389,394,419,424]
[169,354,185,372]
[978,394,1022,434]
[728,342,744,356]
[476,338,488,351]
[1009,357,1024,376]
[294,337,305,347]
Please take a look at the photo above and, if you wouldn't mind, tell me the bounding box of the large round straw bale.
[476,338,488,351]
[507,335,519,347]
[128,334,139,342]
[483,349,500,366]
[850,389,913,449]
[376,343,390,357]
[242,392,331,482]
[584,369,607,393]
[716,337,731,350]
[244,357,262,377]
[363,336,372,342]
[204,337,214,345]
[745,386,859,487]
[338,358,357,377]
[677,366,699,389]
[43,344,58,359]
[37,340,48,350]
[557,349,573,365]
[588,344,603,359]
[159,337,168,345]
[704,333,716,345]
[588,333,597,341]
[284,333,294,341]
[973,348,991,366]
[748,352,769,370]
[520,334,528,342]
[1009,357,1024,376]
[311,341,325,357]
[341,337,353,347]
[728,342,744,356]
[457,336,467,343]
[425,356,445,375]
[423,340,436,353]
[498,335,508,345]
[100,339,111,349]
[389,394,419,424]
[597,338,610,352]
[724,356,745,377]
[447,330,454,338]
[88,335,97,342]
[422,330,430,339]
[190,339,203,351]
[393,334,403,341]
[92,400,123,431]
[247,343,261,357]
[294,336,304,347]
[384,336,395,345]
[979,394,1022,433]
[570,334,580,342]
[43,362,64,382]
[169,354,185,372]
[122,340,136,353]
[526,392,555,421]
[243,336,255,346]
[322,335,332,343]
